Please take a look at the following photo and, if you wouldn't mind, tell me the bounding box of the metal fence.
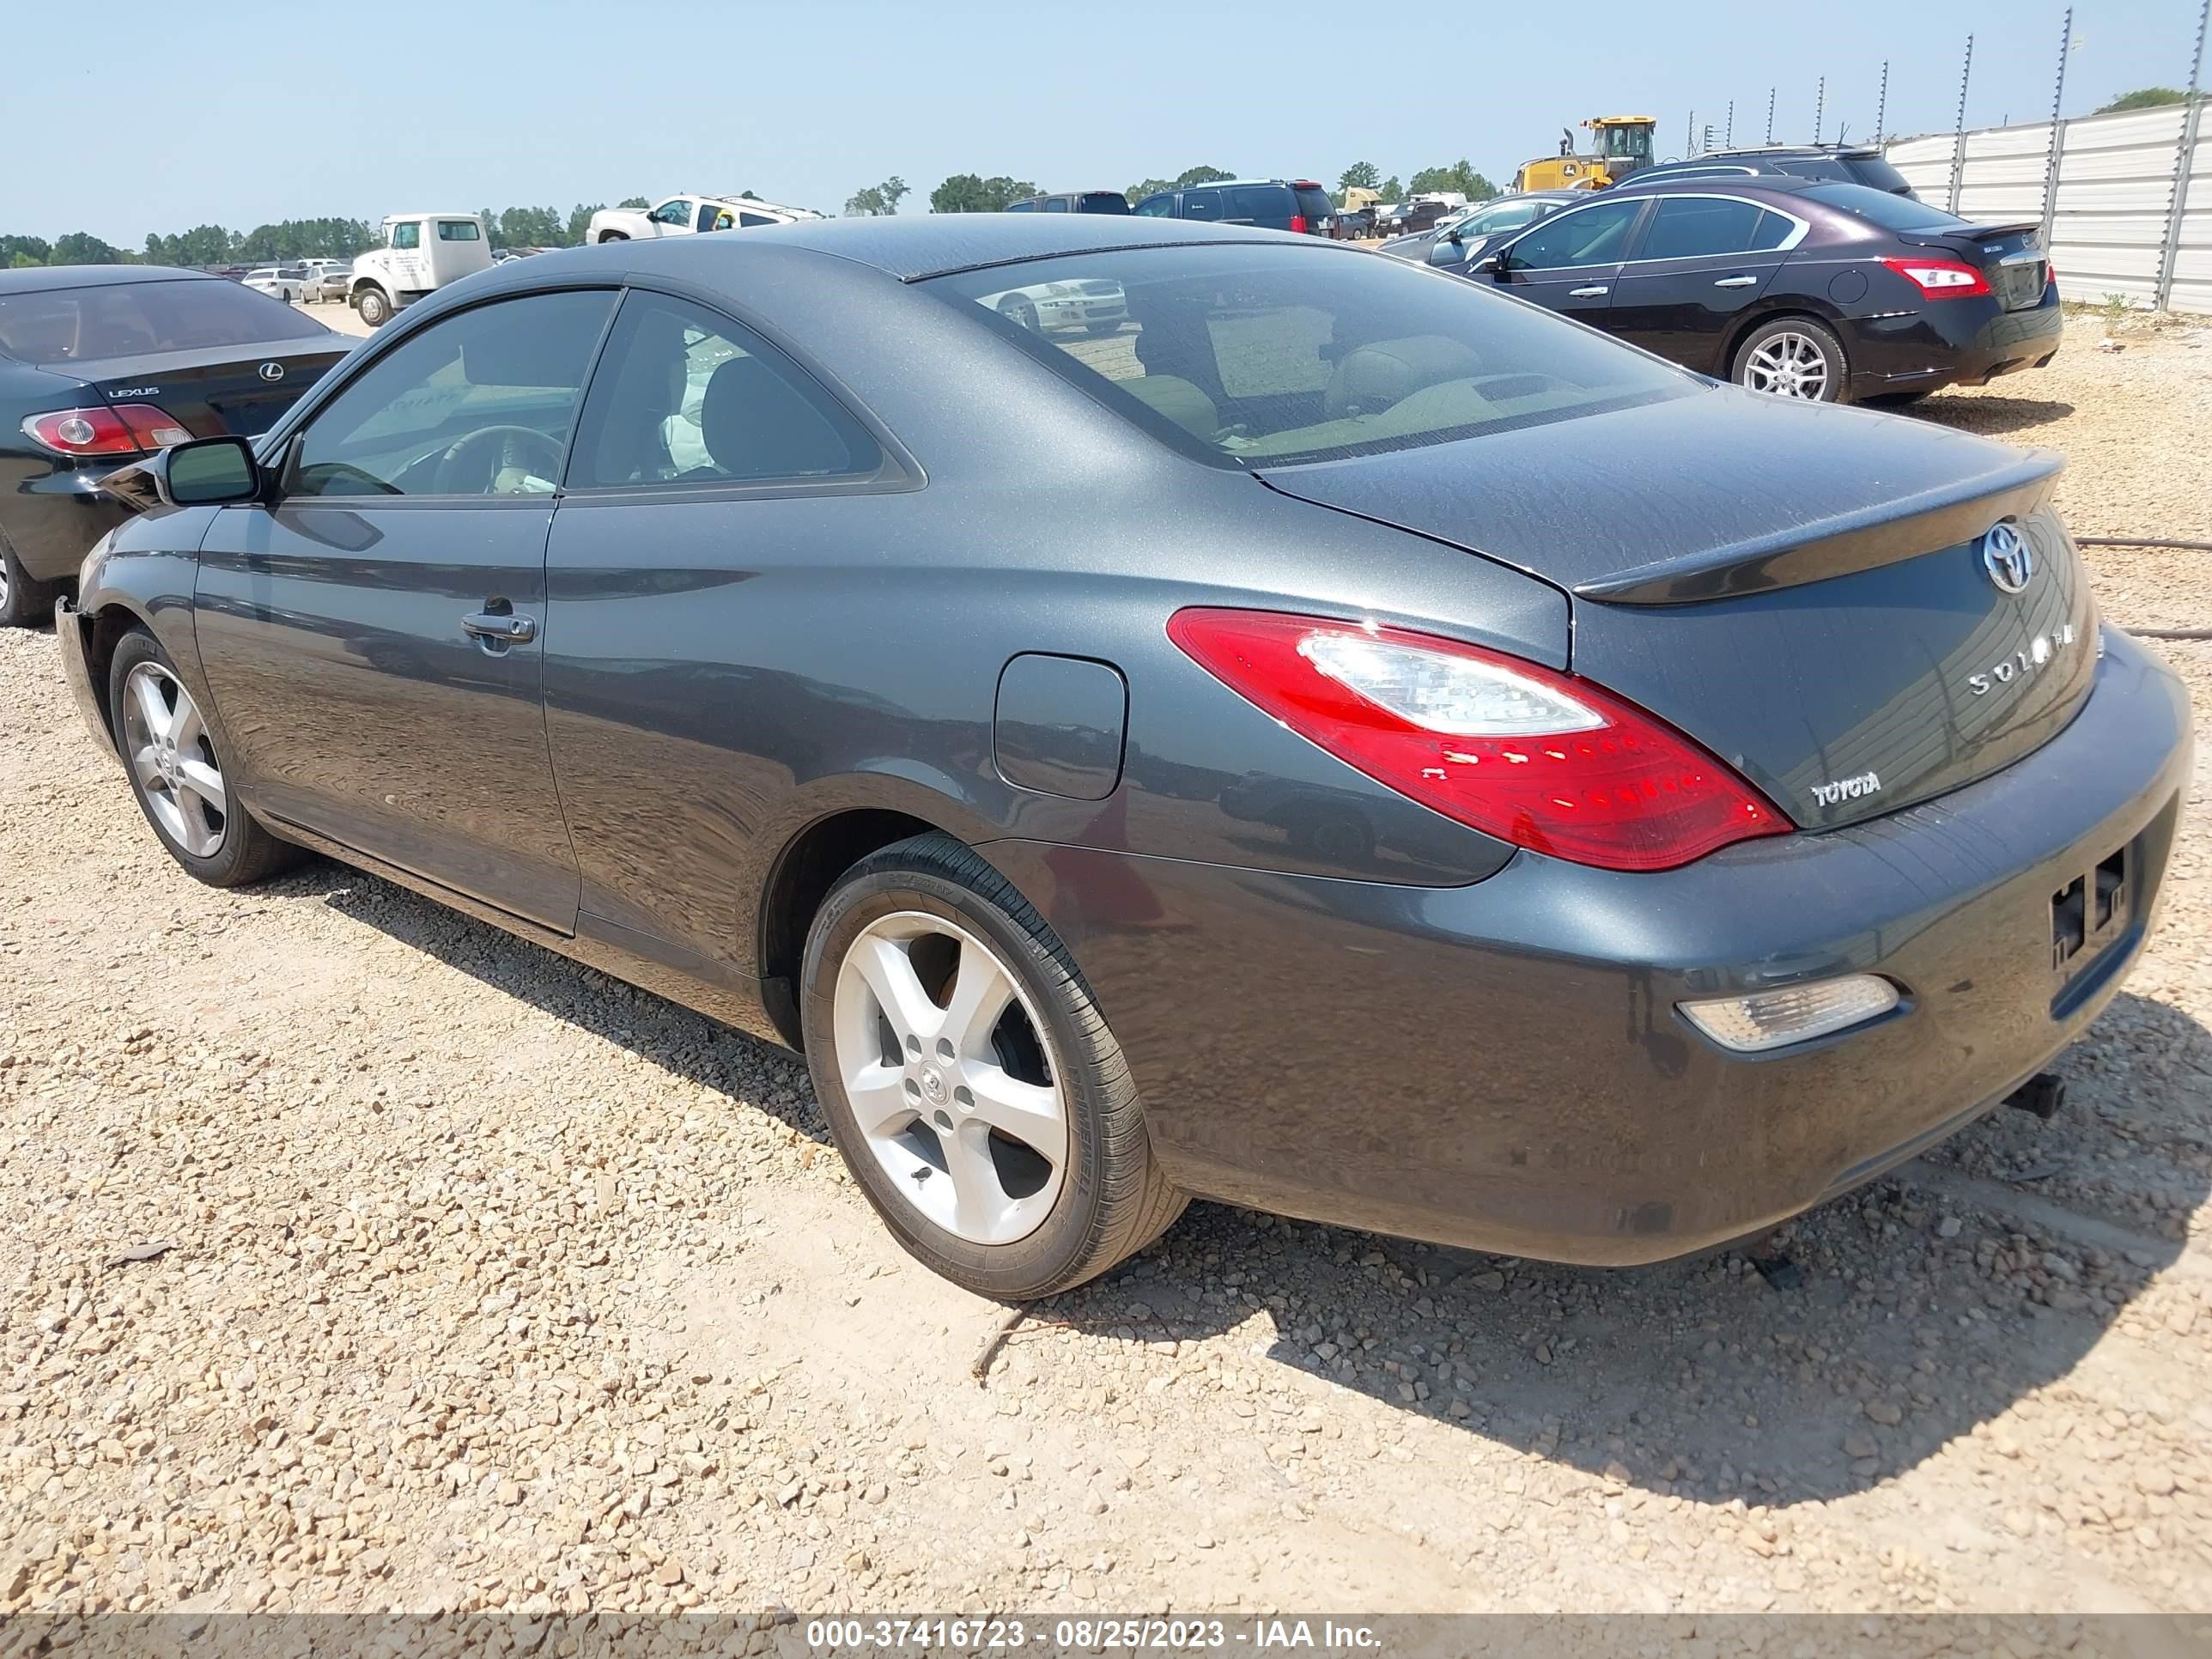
[1882,99,2210,314]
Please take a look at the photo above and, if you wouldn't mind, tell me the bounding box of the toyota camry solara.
[58,216,2191,1299]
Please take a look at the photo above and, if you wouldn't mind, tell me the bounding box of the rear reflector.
[21,404,191,458]
[1881,256,1992,299]
[1167,608,1787,872]
[1679,975,1900,1052]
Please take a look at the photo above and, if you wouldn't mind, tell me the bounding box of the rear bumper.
[983,629,2191,1264]
[4,464,135,583]
[1848,288,2063,398]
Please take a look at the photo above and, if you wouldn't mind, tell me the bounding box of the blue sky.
[10,0,2200,246]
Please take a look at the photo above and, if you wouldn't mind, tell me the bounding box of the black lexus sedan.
[1443,179,2059,404]
[0,265,349,625]
[56,216,2186,1300]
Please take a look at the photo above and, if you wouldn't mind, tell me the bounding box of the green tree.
[1124,164,1236,204]
[1378,175,1402,202]
[494,205,567,250]
[1336,161,1381,196]
[566,204,604,244]
[0,235,54,266]
[617,197,651,210]
[48,232,121,264]
[2094,88,2189,113]
[1407,161,1499,201]
[845,175,910,216]
[929,173,1039,213]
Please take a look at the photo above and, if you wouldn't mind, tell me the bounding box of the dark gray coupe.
[57,216,2191,1299]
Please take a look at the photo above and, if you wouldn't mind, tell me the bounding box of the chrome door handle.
[463,611,536,644]
[1569,285,1609,297]
[1713,275,1759,289]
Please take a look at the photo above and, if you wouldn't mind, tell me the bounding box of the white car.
[586,193,821,245]
[240,265,310,301]
[976,278,1127,338]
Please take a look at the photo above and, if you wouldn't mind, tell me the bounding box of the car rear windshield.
[1800,181,1967,232]
[1292,184,1334,223]
[931,243,1695,469]
[1078,192,1133,215]
[0,277,328,364]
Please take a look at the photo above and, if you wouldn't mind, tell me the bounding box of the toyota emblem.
[1981,521,2033,595]
[258,362,285,383]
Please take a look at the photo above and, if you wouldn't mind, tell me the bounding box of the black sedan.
[0,265,349,625]
[56,217,2187,1300]
[1442,179,2059,404]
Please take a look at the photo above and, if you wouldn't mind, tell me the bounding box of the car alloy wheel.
[1741,330,1832,400]
[997,297,1041,332]
[120,661,228,858]
[830,909,1069,1245]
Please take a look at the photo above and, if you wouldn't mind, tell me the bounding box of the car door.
[539,288,898,969]
[1178,188,1224,223]
[1487,196,1650,325]
[191,287,619,930]
[647,198,694,238]
[1605,195,1802,370]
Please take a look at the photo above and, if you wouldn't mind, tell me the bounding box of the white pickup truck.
[586,194,821,245]
[348,212,495,327]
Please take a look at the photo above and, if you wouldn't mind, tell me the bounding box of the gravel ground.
[2,315,2209,1620]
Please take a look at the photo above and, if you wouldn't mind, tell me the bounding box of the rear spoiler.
[1897,219,2042,249]
[1572,448,2064,605]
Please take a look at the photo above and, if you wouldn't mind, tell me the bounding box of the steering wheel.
[432,425,565,495]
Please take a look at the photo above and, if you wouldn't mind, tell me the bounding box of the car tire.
[997,297,1041,332]
[1083,320,1121,337]
[0,532,59,629]
[801,833,1187,1299]
[108,628,301,889]
[599,232,628,244]
[1732,317,1848,403]
[355,287,392,328]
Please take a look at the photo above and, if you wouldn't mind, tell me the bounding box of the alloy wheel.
[1741,331,1832,400]
[0,554,10,612]
[831,910,1069,1245]
[120,662,228,858]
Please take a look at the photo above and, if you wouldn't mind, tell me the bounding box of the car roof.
[529,213,1325,283]
[0,264,210,295]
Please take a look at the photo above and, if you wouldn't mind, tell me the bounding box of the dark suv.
[1131,179,1334,234]
[1006,191,1133,216]
[1614,145,1916,198]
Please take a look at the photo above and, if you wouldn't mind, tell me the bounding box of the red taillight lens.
[1879,256,1992,299]
[1167,608,1788,872]
[21,404,191,458]
[1288,214,1309,234]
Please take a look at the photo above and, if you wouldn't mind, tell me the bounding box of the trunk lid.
[1255,388,2095,830]
[82,338,350,442]
[1899,218,2051,311]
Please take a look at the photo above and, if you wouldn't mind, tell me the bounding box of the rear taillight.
[1880,256,1992,299]
[1288,214,1309,234]
[21,404,191,458]
[1168,609,1788,872]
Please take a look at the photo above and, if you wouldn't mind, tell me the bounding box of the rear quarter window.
[1226,185,1292,222]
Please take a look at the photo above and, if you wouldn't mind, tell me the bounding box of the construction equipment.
[1512,116,1659,191]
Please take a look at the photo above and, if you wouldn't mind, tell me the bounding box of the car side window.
[1637,197,1777,260]
[1133,195,1171,217]
[1503,199,1643,270]
[650,199,691,227]
[1179,190,1223,222]
[1042,198,1070,212]
[696,202,722,232]
[391,222,420,251]
[568,292,881,489]
[738,212,775,228]
[287,289,616,499]
[1226,185,1286,222]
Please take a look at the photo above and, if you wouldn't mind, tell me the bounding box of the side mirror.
[1474,253,1504,276]
[1426,240,1465,268]
[165,437,262,507]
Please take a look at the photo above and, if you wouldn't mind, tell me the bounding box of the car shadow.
[298,861,2203,1510]
[1907,395,2077,437]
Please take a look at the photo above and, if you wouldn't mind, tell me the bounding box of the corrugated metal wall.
[1885,102,2210,315]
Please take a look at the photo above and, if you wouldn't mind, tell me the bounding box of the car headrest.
[1323,335,1485,420]
[699,353,861,479]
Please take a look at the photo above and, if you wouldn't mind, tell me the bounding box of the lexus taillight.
[1167,609,1788,872]
[1880,257,1991,299]
[21,404,191,458]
